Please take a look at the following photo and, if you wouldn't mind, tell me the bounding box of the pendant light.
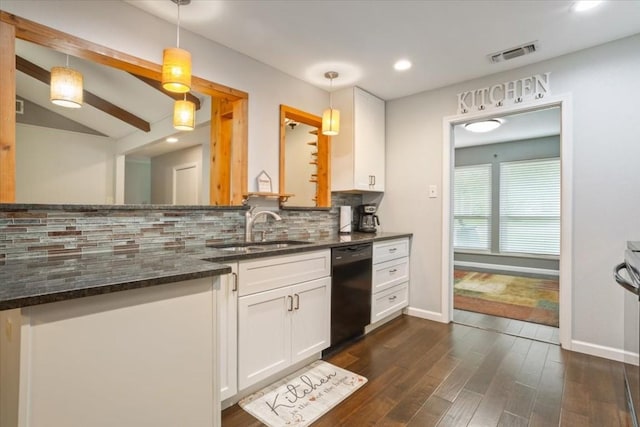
[322,71,340,136]
[50,55,83,108]
[173,94,195,131]
[162,0,192,94]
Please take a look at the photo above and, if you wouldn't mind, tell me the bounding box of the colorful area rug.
[239,360,367,427]
[454,270,559,327]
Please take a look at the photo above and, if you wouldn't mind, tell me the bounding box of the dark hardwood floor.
[222,315,632,426]
[454,309,560,345]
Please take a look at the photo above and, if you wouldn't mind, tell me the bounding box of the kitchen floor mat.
[238,360,367,427]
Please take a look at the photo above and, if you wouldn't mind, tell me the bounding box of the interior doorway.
[451,108,561,343]
[441,95,573,349]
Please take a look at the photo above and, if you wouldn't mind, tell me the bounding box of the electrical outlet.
[428,184,438,198]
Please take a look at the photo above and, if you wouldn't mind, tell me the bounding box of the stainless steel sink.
[207,240,312,252]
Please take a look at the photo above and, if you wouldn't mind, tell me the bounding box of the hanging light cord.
[176,2,181,48]
[329,76,333,109]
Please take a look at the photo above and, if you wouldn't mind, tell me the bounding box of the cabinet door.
[290,277,331,363]
[238,286,292,390]
[354,88,385,191]
[218,263,238,401]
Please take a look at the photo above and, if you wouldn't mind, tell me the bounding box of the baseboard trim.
[454,261,559,277]
[406,307,447,323]
[571,339,639,364]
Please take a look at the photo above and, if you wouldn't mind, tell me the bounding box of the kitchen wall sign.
[457,72,551,114]
[256,170,273,193]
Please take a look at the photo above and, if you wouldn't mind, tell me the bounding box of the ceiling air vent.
[16,99,24,115]
[489,41,538,63]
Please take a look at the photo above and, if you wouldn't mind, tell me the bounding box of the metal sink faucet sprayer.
[245,209,282,242]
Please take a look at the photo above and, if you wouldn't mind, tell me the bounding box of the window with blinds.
[454,164,492,251]
[499,158,560,256]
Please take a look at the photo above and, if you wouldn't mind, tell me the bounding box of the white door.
[218,263,238,401]
[238,286,292,390]
[173,163,198,205]
[290,277,331,364]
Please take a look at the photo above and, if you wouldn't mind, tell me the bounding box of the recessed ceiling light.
[464,119,502,133]
[166,137,179,143]
[573,0,603,12]
[394,59,412,71]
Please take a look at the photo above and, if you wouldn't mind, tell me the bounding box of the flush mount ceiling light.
[322,71,340,136]
[173,95,195,131]
[464,119,502,133]
[166,137,179,143]
[394,59,412,71]
[50,56,83,108]
[573,0,603,12]
[162,0,192,93]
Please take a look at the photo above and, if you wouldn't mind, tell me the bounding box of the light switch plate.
[428,184,438,198]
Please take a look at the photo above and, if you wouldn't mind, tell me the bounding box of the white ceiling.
[454,107,561,148]
[126,0,640,100]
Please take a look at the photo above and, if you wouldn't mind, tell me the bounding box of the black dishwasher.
[325,243,372,355]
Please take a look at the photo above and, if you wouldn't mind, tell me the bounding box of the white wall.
[124,159,151,204]
[16,124,115,204]
[383,34,640,353]
[2,0,329,193]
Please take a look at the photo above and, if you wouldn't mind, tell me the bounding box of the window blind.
[454,164,491,251]
[499,158,560,256]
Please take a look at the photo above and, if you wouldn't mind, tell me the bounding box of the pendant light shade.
[162,0,192,93]
[322,71,340,136]
[173,98,195,131]
[50,66,83,108]
[322,108,340,136]
[162,47,191,93]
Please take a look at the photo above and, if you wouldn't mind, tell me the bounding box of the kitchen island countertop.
[0,232,411,310]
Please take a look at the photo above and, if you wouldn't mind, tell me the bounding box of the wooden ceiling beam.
[16,55,151,133]
[130,74,201,110]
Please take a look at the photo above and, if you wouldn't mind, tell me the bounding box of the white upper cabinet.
[331,86,385,192]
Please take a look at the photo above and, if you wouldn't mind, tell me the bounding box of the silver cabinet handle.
[231,272,238,292]
[389,268,397,274]
[287,295,294,311]
[389,248,397,253]
[615,263,639,295]
[388,295,397,301]
[372,175,376,186]
[294,293,300,310]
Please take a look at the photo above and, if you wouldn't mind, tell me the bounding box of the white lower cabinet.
[372,238,410,323]
[238,276,331,390]
[237,250,331,391]
[218,263,238,401]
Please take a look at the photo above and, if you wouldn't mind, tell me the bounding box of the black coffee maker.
[358,204,380,233]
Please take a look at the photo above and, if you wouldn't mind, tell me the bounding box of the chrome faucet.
[245,208,282,242]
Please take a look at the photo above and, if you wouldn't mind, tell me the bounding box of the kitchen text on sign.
[457,72,551,113]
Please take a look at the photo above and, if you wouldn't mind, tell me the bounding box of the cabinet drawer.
[373,238,409,264]
[371,282,409,324]
[372,257,409,293]
[238,250,330,296]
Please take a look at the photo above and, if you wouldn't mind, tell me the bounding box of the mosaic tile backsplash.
[0,193,363,260]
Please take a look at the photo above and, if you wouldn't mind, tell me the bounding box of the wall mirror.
[279,105,330,208]
[0,11,248,206]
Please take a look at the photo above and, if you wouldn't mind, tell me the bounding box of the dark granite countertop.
[0,232,411,310]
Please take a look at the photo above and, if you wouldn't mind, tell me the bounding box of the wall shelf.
[243,192,295,203]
